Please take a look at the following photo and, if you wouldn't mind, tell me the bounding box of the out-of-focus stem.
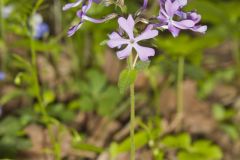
[53,0,62,35]
[0,0,4,39]
[233,39,240,76]
[0,0,7,69]
[177,56,184,121]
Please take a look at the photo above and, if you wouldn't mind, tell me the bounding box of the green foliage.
[212,104,239,140]
[0,116,32,158]
[75,69,122,116]
[160,133,222,160]
[162,133,191,149]
[0,0,240,158]
[118,69,137,94]
[177,140,222,160]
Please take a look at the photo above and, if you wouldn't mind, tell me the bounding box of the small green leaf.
[135,61,150,71]
[162,133,191,149]
[118,69,137,94]
[191,140,223,159]
[43,90,56,105]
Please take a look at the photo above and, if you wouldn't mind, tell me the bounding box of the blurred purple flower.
[34,23,49,39]
[143,0,148,9]
[31,13,49,39]
[64,0,114,36]
[63,0,100,11]
[107,15,158,61]
[157,0,207,37]
[2,5,14,18]
[0,72,5,81]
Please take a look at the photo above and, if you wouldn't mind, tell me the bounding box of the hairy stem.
[128,54,135,160]
[177,57,184,121]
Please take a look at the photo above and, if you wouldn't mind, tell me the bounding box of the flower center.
[130,39,135,44]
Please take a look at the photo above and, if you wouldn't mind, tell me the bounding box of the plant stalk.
[129,54,135,160]
[177,56,184,120]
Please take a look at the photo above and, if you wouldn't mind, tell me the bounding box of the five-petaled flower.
[157,0,207,37]
[107,15,158,61]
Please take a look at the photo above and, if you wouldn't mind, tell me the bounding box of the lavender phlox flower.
[143,0,148,9]
[66,0,117,36]
[157,0,207,37]
[159,0,187,8]
[0,72,5,81]
[107,15,158,61]
[63,0,100,11]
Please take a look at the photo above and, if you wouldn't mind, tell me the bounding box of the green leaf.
[73,142,104,153]
[80,96,95,111]
[135,61,150,71]
[191,140,223,159]
[98,86,121,116]
[118,69,137,94]
[162,133,191,149]
[86,70,107,95]
[221,124,239,140]
[43,90,56,105]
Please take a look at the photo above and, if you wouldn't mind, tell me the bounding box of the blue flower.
[0,72,5,81]
[31,13,49,39]
[34,23,49,39]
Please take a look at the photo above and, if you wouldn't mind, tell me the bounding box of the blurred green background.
[0,0,240,159]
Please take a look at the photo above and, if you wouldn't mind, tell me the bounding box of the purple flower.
[107,15,158,61]
[64,0,114,36]
[34,23,49,39]
[31,13,49,39]
[143,0,148,9]
[157,0,207,37]
[63,0,100,11]
[0,72,5,81]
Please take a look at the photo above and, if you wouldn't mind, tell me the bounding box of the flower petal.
[118,15,135,39]
[190,25,207,33]
[172,20,195,29]
[68,22,83,37]
[134,43,155,61]
[176,0,187,7]
[107,32,129,48]
[168,23,180,37]
[83,13,117,23]
[135,25,158,42]
[116,45,133,59]
[143,0,148,9]
[165,0,180,17]
[63,0,83,11]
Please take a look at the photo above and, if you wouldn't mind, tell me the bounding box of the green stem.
[130,83,135,160]
[29,1,61,159]
[0,0,7,70]
[177,57,184,119]
[0,0,4,39]
[128,54,135,160]
[233,39,240,76]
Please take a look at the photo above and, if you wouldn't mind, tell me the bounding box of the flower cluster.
[156,0,207,37]
[63,0,207,61]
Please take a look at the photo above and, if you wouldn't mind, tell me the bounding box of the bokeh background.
[0,0,240,159]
